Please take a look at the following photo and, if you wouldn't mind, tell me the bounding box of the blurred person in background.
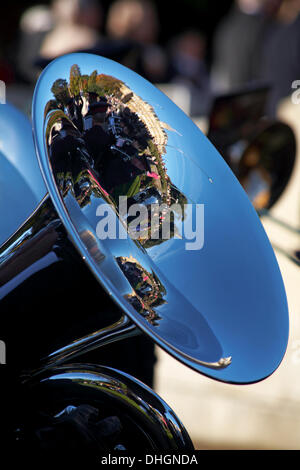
[259,0,300,115]
[16,5,54,84]
[168,30,212,116]
[106,0,170,83]
[5,5,54,114]
[40,0,102,60]
[11,0,102,114]
[211,0,282,92]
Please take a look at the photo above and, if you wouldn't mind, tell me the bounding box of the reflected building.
[45,64,186,239]
[43,64,189,326]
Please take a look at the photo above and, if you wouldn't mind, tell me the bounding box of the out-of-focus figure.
[212,0,282,91]
[106,0,158,44]
[168,30,212,116]
[17,5,54,84]
[260,0,300,115]
[40,0,102,60]
[7,5,54,114]
[106,0,169,83]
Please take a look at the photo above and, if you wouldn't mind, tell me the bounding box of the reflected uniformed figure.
[43,64,190,385]
[45,64,186,247]
[31,53,290,386]
[116,256,165,327]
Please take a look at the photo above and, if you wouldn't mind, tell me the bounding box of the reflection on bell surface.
[0,52,288,384]
[34,57,228,374]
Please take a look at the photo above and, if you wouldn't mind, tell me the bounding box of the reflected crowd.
[44,62,190,332]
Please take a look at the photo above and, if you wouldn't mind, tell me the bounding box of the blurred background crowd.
[1,0,300,119]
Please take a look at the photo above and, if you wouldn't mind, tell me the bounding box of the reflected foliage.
[45,63,187,231]
[44,64,188,326]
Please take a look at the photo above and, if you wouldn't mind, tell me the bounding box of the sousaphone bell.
[0,54,290,452]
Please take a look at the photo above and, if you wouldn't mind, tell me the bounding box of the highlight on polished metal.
[30,363,194,450]
[26,52,288,384]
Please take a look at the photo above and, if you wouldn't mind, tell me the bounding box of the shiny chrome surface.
[0,195,138,371]
[25,363,194,450]
[0,103,46,245]
[31,53,289,384]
